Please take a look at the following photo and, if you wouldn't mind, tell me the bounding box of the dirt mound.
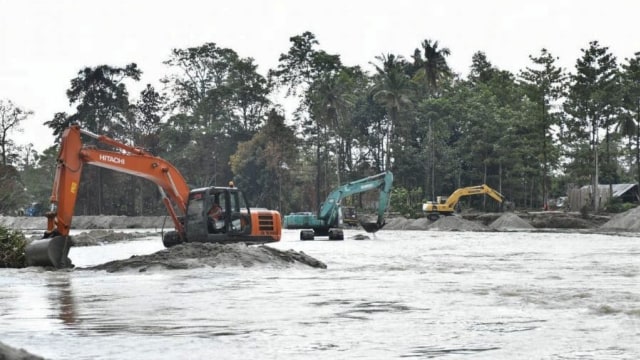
[489,213,534,230]
[70,230,155,246]
[0,341,43,360]
[0,215,168,230]
[382,217,412,230]
[82,242,327,272]
[428,216,490,231]
[600,206,640,231]
[25,229,157,247]
[383,215,494,231]
[403,218,432,230]
[528,212,599,229]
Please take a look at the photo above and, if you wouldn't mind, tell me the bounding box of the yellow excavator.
[422,184,505,220]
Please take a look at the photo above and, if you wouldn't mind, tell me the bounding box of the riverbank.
[1,207,638,233]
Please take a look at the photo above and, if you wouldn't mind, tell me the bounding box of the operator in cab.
[208,202,225,233]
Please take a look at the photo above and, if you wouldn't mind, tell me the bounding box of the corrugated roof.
[578,183,638,197]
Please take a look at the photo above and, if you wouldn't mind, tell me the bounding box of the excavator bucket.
[360,220,385,233]
[24,236,73,269]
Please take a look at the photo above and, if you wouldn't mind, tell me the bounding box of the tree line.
[1,32,639,217]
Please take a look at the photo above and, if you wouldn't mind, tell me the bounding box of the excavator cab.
[183,187,252,241]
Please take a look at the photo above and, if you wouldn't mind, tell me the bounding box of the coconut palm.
[371,53,412,170]
[412,39,452,97]
[309,68,357,184]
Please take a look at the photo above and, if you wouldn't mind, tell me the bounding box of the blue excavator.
[283,171,394,240]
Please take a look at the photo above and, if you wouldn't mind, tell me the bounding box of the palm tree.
[412,39,452,97]
[371,53,412,170]
[309,68,356,185]
[412,40,452,199]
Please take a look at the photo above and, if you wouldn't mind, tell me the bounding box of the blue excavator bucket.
[24,236,73,268]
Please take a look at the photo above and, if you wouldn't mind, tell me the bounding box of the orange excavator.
[24,124,282,268]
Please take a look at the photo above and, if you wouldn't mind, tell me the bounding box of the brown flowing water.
[1,229,639,359]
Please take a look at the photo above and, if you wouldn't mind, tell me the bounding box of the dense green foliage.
[0,225,26,268]
[2,34,639,217]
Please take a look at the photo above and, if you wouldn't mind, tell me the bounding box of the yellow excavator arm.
[422,184,504,220]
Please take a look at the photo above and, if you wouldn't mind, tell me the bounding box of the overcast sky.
[2,0,639,153]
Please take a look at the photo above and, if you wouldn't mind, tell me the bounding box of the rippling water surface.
[1,229,639,359]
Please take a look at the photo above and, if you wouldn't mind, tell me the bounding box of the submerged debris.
[82,242,327,272]
[352,234,370,240]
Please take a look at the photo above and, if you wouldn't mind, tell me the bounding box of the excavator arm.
[46,125,190,236]
[26,124,191,268]
[317,171,394,232]
[444,184,504,209]
[423,184,504,220]
[283,171,393,240]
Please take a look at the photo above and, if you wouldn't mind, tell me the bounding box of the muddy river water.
[1,229,639,359]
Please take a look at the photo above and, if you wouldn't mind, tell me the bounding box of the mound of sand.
[0,215,167,230]
[428,216,490,231]
[489,213,534,230]
[600,206,640,231]
[0,341,43,360]
[382,217,412,230]
[82,242,327,272]
[70,229,155,246]
[383,215,491,231]
[403,218,433,230]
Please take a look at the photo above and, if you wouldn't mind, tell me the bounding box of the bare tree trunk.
[637,101,640,186]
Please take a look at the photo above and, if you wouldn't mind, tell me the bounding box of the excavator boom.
[44,126,189,238]
[422,184,504,220]
[25,124,281,268]
[283,171,393,240]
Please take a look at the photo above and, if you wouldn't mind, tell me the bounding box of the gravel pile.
[383,217,412,230]
[428,216,490,231]
[600,206,640,231]
[489,213,534,230]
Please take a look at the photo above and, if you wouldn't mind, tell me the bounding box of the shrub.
[0,225,27,268]
[390,186,423,218]
[604,198,637,213]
